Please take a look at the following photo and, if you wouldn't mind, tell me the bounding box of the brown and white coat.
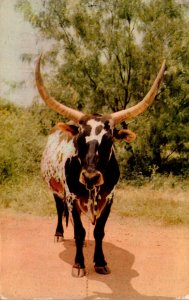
[36,56,165,277]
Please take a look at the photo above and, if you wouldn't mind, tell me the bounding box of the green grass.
[0,174,189,225]
[114,175,189,225]
[0,175,56,216]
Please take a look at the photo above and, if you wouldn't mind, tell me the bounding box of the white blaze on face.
[85,119,106,144]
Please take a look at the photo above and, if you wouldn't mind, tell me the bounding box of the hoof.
[94,265,111,275]
[72,264,86,277]
[54,233,64,243]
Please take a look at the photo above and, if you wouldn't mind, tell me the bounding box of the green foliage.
[0,99,45,182]
[0,99,57,215]
[15,0,189,176]
[27,101,65,135]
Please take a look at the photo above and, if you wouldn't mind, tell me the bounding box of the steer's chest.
[76,190,114,225]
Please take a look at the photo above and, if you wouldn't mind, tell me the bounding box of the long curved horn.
[111,60,166,125]
[35,55,84,123]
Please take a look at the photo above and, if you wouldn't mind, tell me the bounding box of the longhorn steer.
[36,56,165,277]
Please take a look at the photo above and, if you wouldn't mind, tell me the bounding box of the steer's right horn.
[35,55,84,123]
[111,60,166,125]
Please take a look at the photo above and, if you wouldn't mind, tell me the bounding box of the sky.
[1,0,188,106]
[0,0,80,107]
[0,0,41,106]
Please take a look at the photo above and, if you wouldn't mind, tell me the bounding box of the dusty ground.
[0,209,189,300]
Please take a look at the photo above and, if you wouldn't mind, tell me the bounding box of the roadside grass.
[0,175,56,216]
[0,174,189,225]
[114,175,189,225]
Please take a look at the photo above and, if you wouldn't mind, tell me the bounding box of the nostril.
[79,170,91,185]
[84,172,99,183]
[83,172,95,183]
[93,173,100,182]
[79,170,103,189]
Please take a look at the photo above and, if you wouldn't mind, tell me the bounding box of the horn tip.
[162,59,166,70]
[36,53,43,65]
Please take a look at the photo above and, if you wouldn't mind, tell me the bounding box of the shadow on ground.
[59,240,174,300]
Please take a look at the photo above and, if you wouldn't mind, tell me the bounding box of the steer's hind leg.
[72,202,86,277]
[93,199,113,275]
[54,194,64,242]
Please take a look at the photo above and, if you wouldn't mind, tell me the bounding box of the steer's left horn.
[35,55,84,123]
[111,60,166,125]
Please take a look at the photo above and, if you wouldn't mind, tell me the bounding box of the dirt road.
[0,210,189,299]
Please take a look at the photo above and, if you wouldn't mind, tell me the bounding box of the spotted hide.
[36,56,165,277]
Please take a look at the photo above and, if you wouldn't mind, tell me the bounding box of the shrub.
[0,100,45,182]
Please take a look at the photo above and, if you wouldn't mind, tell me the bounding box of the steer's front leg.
[54,194,64,242]
[72,202,86,277]
[93,199,112,275]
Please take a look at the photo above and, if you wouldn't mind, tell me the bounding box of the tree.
[16,0,189,177]
[135,0,189,175]
[0,99,45,182]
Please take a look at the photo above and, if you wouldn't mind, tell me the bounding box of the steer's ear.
[50,122,79,136]
[113,129,136,143]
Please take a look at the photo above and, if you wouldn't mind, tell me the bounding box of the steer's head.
[74,114,137,190]
[36,56,165,191]
[76,115,113,190]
